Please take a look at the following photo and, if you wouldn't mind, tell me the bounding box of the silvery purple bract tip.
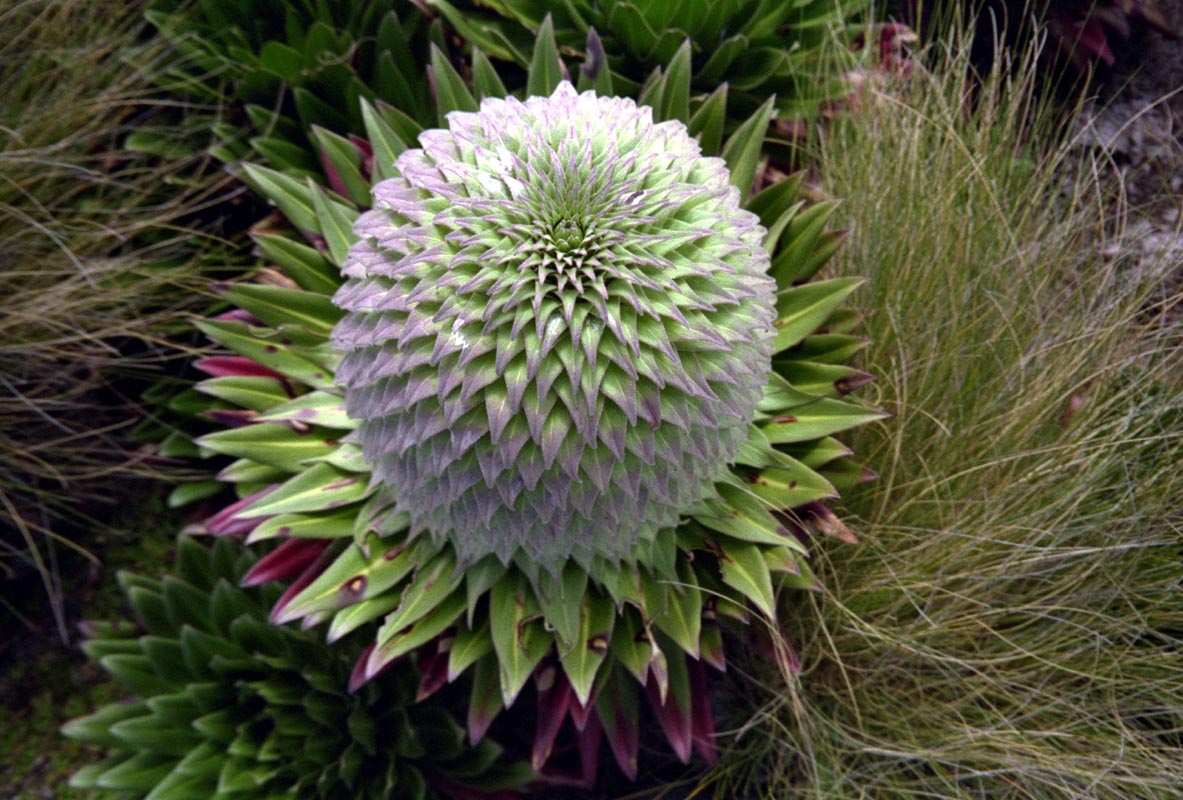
[332,82,776,571]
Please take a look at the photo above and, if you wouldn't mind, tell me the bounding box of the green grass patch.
[698,35,1183,800]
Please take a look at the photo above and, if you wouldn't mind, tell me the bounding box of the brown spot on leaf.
[344,576,367,595]
[588,635,609,654]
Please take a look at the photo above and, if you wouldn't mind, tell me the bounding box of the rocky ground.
[1075,0,1183,326]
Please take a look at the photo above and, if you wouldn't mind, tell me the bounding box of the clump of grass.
[0,0,232,637]
[699,33,1183,799]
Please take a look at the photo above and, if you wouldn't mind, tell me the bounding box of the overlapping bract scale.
[333,83,776,570]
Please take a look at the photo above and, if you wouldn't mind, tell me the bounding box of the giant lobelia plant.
[62,536,528,798]
[181,22,884,780]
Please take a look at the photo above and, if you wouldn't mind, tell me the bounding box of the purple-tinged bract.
[332,83,776,570]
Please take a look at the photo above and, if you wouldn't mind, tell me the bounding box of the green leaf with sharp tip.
[377,550,462,642]
[773,277,864,352]
[688,82,727,155]
[534,562,587,649]
[745,460,838,509]
[746,171,805,226]
[769,200,840,284]
[250,135,320,174]
[61,702,149,748]
[471,48,508,100]
[278,536,414,622]
[243,462,370,516]
[222,462,288,490]
[371,590,465,664]
[199,423,337,473]
[467,652,504,744]
[527,14,563,97]
[448,619,493,681]
[610,608,652,685]
[489,572,551,706]
[196,376,288,412]
[650,559,702,657]
[692,497,789,548]
[193,320,336,389]
[95,753,173,791]
[360,98,408,182]
[463,556,507,627]
[110,714,199,757]
[162,577,212,633]
[658,39,692,124]
[760,397,887,445]
[255,391,352,429]
[791,228,851,285]
[721,95,774,200]
[308,179,359,267]
[787,332,870,365]
[219,284,342,335]
[697,33,747,84]
[311,126,370,206]
[246,507,357,543]
[717,540,777,620]
[166,480,222,509]
[430,44,478,126]
[241,163,319,233]
[559,592,615,706]
[783,436,852,469]
[253,233,341,295]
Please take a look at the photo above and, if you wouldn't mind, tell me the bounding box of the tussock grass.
[702,36,1183,800]
[0,0,231,635]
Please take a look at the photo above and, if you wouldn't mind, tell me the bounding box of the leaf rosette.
[179,25,885,780]
[63,537,528,799]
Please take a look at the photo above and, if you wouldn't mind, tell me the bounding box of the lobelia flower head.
[332,82,777,572]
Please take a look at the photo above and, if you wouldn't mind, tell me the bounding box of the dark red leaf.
[532,667,574,770]
[687,658,718,763]
[203,486,276,537]
[241,537,331,587]
[195,356,284,379]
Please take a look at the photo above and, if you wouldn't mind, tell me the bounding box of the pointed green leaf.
[246,507,357,543]
[658,39,692,124]
[241,163,319,233]
[360,98,408,181]
[308,179,359,267]
[242,462,369,516]
[489,572,550,706]
[559,592,615,706]
[277,536,414,623]
[760,397,887,444]
[688,82,727,155]
[371,590,465,663]
[219,284,342,335]
[430,44,478,126]
[471,48,508,100]
[650,560,702,657]
[773,277,865,352]
[717,540,777,620]
[255,390,352,429]
[527,15,564,98]
[721,95,774,199]
[376,550,462,643]
[534,562,587,649]
[311,126,371,206]
[448,619,493,681]
[253,233,341,294]
[198,423,336,473]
